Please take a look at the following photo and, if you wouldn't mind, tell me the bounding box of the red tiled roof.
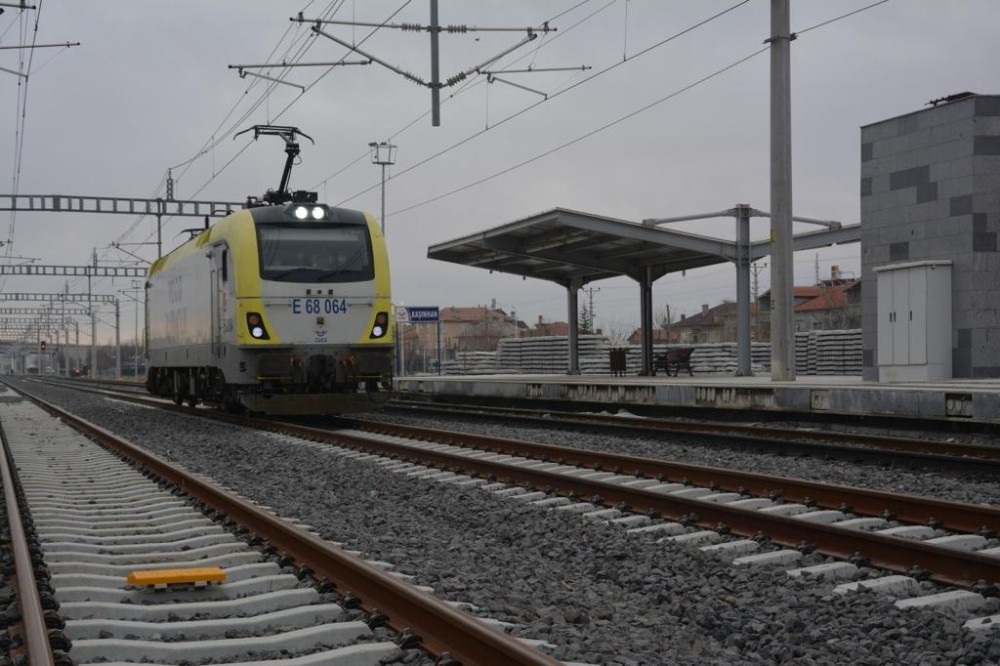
[440,306,508,322]
[795,284,852,312]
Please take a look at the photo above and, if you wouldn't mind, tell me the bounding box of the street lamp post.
[368,141,396,235]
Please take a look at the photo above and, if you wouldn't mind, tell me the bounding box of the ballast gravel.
[9,382,1000,666]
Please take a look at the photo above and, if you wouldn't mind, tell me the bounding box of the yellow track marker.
[127,567,226,587]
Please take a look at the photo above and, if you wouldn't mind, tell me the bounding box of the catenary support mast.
[769,0,795,380]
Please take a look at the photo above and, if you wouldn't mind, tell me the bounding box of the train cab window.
[221,249,228,282]
[257,224,374,283]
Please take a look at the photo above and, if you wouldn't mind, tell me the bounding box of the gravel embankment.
[7,382,999,666]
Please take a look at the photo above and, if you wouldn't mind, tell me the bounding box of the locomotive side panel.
[146,233,215,369]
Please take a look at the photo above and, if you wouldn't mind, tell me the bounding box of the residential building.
[631,274,861,345]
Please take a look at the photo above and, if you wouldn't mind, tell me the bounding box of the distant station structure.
[428,207,857,377]
[860,92,1000,380]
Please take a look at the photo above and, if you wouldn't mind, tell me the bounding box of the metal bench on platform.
[653,348,694,376]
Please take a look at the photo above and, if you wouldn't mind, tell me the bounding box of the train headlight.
[246,312,270,340]
[293,206,309,220]
[311,206,325,220]
[369,311,388,339]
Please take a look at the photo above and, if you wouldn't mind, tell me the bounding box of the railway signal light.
[40,340,47,352]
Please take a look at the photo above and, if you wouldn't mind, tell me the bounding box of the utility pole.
[769,0,795,381]
[89,250,97,377]
[430,0,441,126]
[751,262,767,342]
[368,141,396,235]
[582,286,599,333]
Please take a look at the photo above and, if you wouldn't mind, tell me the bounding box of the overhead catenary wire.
[311,0,618,193]
[2,0,42,293]
[332,0,751,208]
[76,0,350,297]
[153,0,412,208]
[361,0,894,220]
[106,0,361,261]
[77,0,416,302]
[106,8,323,253]
[388,46,770,217]
[43,0,896,321]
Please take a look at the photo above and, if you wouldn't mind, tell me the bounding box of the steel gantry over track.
[0,194,245,258]
[428,206,859,376]
[0,263,145,368]
[0,292,122,374]
[0,264,147,278]
[0,293,117,303]
[0,307,90,316]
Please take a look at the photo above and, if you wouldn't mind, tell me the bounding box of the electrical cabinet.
[874,260,951,382]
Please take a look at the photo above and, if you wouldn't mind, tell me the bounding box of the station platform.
[395,373,1000,426]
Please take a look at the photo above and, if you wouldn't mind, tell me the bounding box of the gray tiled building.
[860,93,1000,380]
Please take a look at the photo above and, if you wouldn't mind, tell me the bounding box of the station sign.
[402,306,440,323]
[406,305,441,323]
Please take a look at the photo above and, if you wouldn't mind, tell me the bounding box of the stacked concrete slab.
[795,332,818,376]
[816,330,864,375]
[496,335,608,374]
[429,332,861,376]
[860,93,1000,379]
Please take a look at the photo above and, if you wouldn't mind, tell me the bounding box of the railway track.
[383,398,1000,471]
[21,378,1000,583]
[8,377,1000,661]
[0,388,567,665]
[49,377,1000,471]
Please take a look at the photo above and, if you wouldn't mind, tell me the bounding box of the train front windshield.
[257,224,374,283]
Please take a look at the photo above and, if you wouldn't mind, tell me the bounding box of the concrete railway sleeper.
[0,394,570,665]
[7,378,999,662]
[348,428,1000,586]
[313,430,1000,632]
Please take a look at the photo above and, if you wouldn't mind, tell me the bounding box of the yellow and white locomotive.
[145,126,393,414]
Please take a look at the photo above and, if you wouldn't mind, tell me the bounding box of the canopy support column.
[566,280,581,375]
[639,268,654,376]
[735,204,753,376]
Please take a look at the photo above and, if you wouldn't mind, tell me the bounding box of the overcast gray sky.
[2,0,997,344]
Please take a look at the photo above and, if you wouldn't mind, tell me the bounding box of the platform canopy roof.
[427,207,860,287]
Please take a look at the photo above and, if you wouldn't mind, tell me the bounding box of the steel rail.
[41,379,1000,460]
[351,419,1000,536]
[387,399,1000,462]
[20,378,1000,532]
[0,422,55,665]
[308,427,1000,589]
[18,380,1000,588]
[12,385,562,666]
